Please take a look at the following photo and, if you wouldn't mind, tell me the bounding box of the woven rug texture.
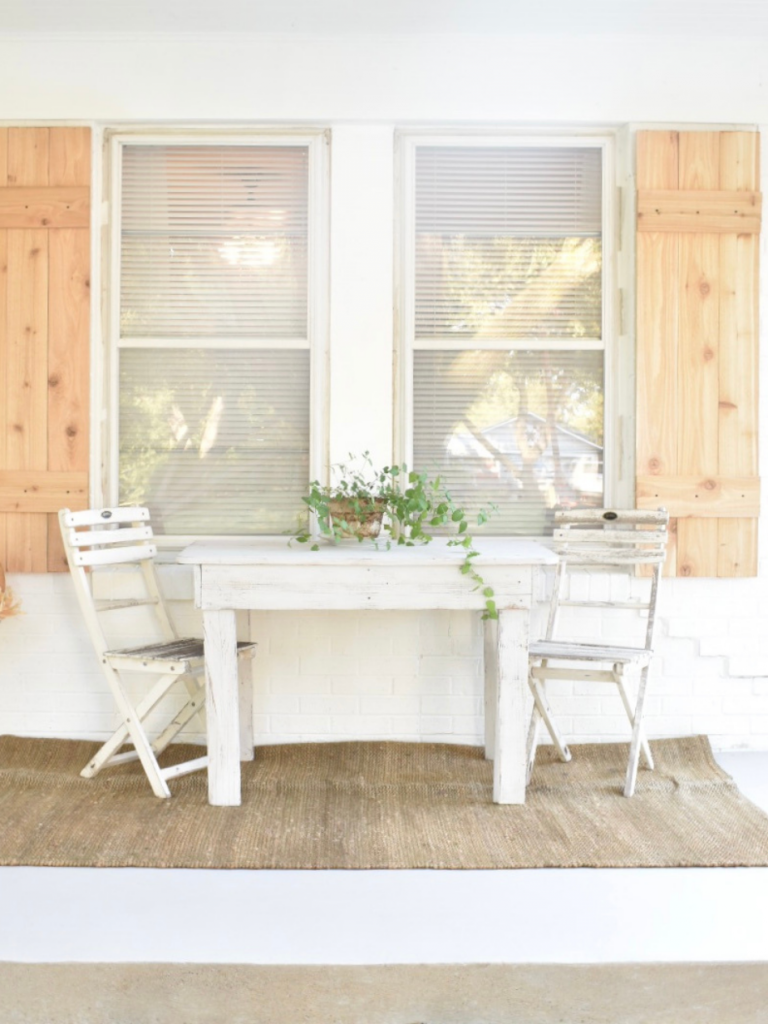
[1,734,767,869]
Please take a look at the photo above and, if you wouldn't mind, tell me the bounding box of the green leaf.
[458,520,468,533]
[311,544,320,552]
[451,509,464,522]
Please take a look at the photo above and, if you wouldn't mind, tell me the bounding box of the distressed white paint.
[494,608,530,803]
[182,539,552,804]
[203,608,243,806]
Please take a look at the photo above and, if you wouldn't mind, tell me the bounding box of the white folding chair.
[59,506,257,798]
[527,508,669,797]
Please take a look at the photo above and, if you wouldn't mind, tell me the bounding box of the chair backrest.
[59,506,177,656]
[544,507,669,651]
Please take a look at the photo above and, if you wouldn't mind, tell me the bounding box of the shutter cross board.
[637,189,761,233]
[0,127,91,573]
[636,130,760,577]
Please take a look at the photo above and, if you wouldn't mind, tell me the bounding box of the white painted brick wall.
[4,565,768,752]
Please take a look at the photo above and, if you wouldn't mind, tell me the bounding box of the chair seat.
[529,640,652,665]
[106,637,257,663]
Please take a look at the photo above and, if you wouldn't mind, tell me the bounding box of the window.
[398,135,614,535]
[109,133,327,537]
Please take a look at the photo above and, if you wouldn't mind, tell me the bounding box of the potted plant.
[292,452,499,619]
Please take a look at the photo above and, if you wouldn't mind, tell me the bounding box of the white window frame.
[103,129,330,546]
[395,129,626,532]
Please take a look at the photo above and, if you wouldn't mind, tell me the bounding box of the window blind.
[415,146,602,340]
[120,145,309,338]
[410,142,605,535]
[119,348,310,536]
[117,141,315,536]
[414,350,604,535]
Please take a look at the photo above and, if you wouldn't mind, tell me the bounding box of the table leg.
[203,607,241,806]
[238,614,255,763]
[483,617,498,760]
[493,607,529,804]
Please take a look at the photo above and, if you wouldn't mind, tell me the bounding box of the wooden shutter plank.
[636,131,679,190]
[677,519,718,578]
[0,186,90,229]
[0,129,7,187]
[636,131,680,577]
[6,129,50,570]
[676,133,721,578]
[678,233,720,476]
[636,233,679,480]
[678,131,721,190]
[8,128,49,187]
[5,229,49,571]
[48,227,90,570]
[717,131,760,576]
[49,126,91,187]
[47,127,91,570]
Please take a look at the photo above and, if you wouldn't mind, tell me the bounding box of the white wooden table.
[178,537,557,807]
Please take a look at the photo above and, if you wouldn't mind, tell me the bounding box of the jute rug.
[1,734,768,869]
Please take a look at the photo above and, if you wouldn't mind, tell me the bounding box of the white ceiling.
[0,0,766,35]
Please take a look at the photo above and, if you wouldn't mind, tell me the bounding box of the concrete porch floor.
[2,750,768,1022]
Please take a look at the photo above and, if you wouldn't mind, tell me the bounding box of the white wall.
[2,29,768,750]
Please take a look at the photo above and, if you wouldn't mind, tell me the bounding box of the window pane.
[415,147,602,339]
[121,145,309,338]
[413,349,604,535]
[119,348,310,535]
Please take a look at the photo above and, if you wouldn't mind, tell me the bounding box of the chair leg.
[615,667,654,770]
[528,668,572,764]
[82,664,174,797]
[81,671,182,780]
[152,677,206,755]
[624,665,652,797]
[526,704,541,784]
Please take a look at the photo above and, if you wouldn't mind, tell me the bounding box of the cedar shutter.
[636,130,760,577]
[0,127,90,573]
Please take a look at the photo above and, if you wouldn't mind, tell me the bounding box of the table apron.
[194,564,534,612]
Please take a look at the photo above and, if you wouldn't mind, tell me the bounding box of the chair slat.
[68,525,154,548]
[94,598,160,612]
[559,550,666,566]
[554,509,668,526]
[72,544,158,566]
[62,507,150,528]
[553,528,668,545]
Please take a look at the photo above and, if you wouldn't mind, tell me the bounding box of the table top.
[178,535,557,568]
